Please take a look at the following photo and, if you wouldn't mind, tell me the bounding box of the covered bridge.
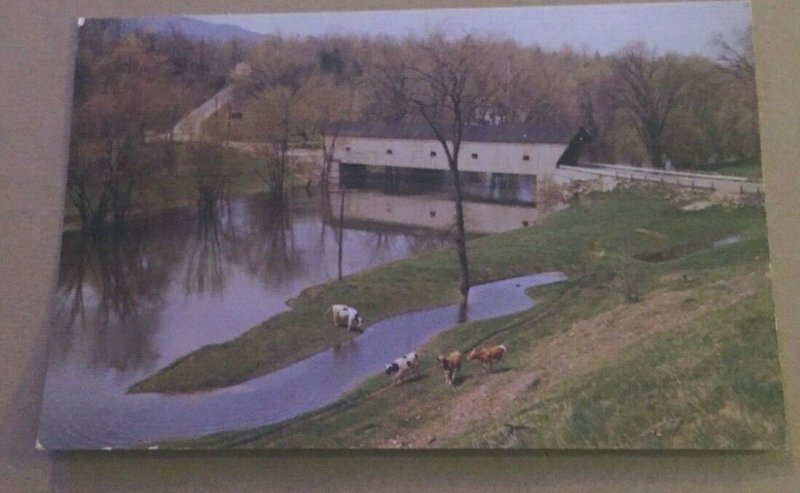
[327,122,591,205]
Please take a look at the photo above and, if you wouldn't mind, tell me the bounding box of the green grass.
[706,159,763,180]
[142,143,267,205]
[201,100,324,150]
[449,288,784,449]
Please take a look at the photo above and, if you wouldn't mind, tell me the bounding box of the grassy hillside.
[159,186,782,449]
[133,185,783,450]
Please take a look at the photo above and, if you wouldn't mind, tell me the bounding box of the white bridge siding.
[333,136,566,178]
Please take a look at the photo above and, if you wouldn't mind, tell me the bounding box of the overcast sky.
[192,1,751,57]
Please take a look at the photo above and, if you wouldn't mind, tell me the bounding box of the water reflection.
[48,186,538,375]
[183,205,229,295]
[47,192,454,375]
[241,196,307,289]
[337,191,543,235]
[52,224,185,371]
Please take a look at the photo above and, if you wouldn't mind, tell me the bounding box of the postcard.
[37,1,784,450]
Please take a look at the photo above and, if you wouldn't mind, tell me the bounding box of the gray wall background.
[1,1,798,491]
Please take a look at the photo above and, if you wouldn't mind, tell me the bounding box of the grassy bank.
[131,185,770,395]
[446,288,784,449]
[706,159,763,180]
[157,185,782,449]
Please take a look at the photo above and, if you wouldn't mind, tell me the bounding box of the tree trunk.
[337,188,345,281]
[449,166,471,303]
[648,135,664,168]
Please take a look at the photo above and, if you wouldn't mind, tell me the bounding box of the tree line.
[232,28,758,169]
[68,18,758,241]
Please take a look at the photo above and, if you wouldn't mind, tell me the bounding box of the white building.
[327,122,591,207]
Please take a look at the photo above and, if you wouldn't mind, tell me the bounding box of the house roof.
[331,121,577,145]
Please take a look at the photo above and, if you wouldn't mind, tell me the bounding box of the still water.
[37,190,557,449]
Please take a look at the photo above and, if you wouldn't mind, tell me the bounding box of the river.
[37,188,559,449]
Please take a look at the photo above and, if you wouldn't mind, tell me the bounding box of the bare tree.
[712,27,760,160]
[375,35,499,302]
[610,44,689,168]
[187,99,232,215]
[305,74,361,188]
[68,31,186,232]
[713,27,755,87]
[245,39,317,201]
[488,43,570,126]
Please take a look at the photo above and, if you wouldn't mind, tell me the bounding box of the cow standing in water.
[326,304,364,331]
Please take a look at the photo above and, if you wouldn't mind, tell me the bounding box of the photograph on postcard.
[36,1,785,450]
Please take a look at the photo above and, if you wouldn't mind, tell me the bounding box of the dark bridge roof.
[331,121,577,145]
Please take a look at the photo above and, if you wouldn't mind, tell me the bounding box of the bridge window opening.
[338,162,369,189]
[345,147,351,152]
[430,151,437,157]
[339,164,535,206]
[386,149,393,155]
[486,173,536,206]
[430,210,436,218]
[471,153,479,159]
[522,155,530,161]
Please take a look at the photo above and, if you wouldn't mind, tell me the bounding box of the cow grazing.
[325,304,364,331]
[467,344,507,372]
[385,351,419,385]
[437,350,462,386]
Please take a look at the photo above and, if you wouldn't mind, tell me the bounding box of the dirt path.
[404,272,762,447]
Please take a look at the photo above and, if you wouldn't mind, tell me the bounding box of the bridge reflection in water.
[337,164,548,234]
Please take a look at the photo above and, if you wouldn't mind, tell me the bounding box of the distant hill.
[123,16,263,43]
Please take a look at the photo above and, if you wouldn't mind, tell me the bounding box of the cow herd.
[327,304,508,388]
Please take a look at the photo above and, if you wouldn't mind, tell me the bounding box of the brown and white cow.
[467,344,507,372]
[437,350,463,386]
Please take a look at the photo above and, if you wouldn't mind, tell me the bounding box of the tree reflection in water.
[183,200,236,296]
[241,195,305,291]
[47,191,459,376]
[52,223,185,372]
[324,189,453,279]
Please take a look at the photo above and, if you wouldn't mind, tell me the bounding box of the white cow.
[385,351,419,385]
[325,304,364,331]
